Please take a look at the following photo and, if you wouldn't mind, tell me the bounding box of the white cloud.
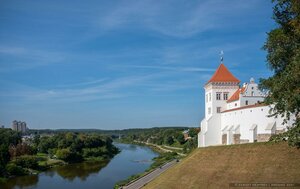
[96,0,262,38]
[0,46,66,72]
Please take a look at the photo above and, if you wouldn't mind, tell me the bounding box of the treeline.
[28,126,189,136]
[119,127,199,153]
[36,132,119,162]
[0,128,119,178]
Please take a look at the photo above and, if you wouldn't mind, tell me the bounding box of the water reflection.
[2,143,158,189]
[2,175,38,189]
[54,160,109,181]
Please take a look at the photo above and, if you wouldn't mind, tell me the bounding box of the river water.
[2,143,158,189]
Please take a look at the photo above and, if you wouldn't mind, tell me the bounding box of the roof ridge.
[207,63,240,84]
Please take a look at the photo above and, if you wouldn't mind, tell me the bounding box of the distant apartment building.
[11,120,28,134]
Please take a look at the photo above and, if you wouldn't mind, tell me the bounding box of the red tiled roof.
[227,87,246,103]
[221,103,267,113]
[207,63,240,83]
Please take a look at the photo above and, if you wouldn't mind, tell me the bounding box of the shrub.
[56,148,82,163]
[6,163,26,176]
[13,155,39,169]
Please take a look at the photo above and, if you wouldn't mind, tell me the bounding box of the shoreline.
[0,149,120,183]
[114,141,181,188]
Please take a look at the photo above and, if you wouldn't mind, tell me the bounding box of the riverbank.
[2,143,158,189]
[0,151,118,185]
[123,159,178,189]
[0,131,119,181]
[114,141,182,188]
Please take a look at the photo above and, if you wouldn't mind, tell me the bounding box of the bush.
[6,163,26,176]
[56,148,83,163]
[82,147,106,158]
[13,155,39,169]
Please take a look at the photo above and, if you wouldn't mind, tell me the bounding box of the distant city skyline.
[0,0,276,129]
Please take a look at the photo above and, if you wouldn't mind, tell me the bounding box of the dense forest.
[0,128,119,179]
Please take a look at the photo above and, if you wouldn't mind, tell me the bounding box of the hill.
[144,142,300,189]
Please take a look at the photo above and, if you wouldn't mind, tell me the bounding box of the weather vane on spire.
[220,50,224,63]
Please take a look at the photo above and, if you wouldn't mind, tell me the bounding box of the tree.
[176,134,185,145]
[260,0,300,147]
[164,136,174,146]
[0,144,9,176]
[56,148,83,163]
[188,128,199,138]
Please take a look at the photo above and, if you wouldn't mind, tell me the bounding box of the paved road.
[122,160,177,189]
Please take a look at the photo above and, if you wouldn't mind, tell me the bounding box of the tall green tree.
[260,0,300,147]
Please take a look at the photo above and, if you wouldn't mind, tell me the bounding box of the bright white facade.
[198,63,294,147]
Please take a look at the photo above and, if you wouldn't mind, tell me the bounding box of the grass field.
[144,142,300,189]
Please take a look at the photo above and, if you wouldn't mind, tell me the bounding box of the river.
[2,143,159,189]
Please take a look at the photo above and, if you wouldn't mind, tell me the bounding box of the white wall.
[221,105,291,141]
[200,82,239,147]
[227,100,241,109]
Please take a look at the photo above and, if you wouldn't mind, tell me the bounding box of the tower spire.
[220,50,224,63]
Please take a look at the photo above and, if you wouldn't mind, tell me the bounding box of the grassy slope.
[144,142,300,189]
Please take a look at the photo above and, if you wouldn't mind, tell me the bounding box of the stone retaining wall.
[233,134,241,144]
[257,134,272,142]
[222,134,227,145]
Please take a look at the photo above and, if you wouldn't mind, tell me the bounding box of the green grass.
[144,142,300,189]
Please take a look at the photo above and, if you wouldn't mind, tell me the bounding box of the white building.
[198,63,294,147]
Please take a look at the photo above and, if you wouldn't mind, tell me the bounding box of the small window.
[209,93,211,101]
[235,103,237,107]
[251,91,254,96]
[261,109,263,111]
[208,107,211,114]
[245,100,248,105]
[223,92,229,100]
[217,107,221,113]
[206,94,208,102]
[251,87,254,90]
[216,92,221,100]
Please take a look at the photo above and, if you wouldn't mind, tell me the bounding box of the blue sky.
[0,0,275,129]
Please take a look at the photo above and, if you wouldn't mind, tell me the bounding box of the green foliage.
[188,128,199,138]
[150,152,177,169]
[0,128,21,146]
[38,136,57,153]
[119,127,196,147]
[6,163,26,176]
[164,136,174,145]
[0,130,118,178]
[261,0,300,147]
[12,155,39,169]
[176,134,185,145]
[0,144,9,177]
[36,133,118,162]
[183,136,198,153]
[0,129,21,177]
[56,148,83,163]
[287,121,300,147]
